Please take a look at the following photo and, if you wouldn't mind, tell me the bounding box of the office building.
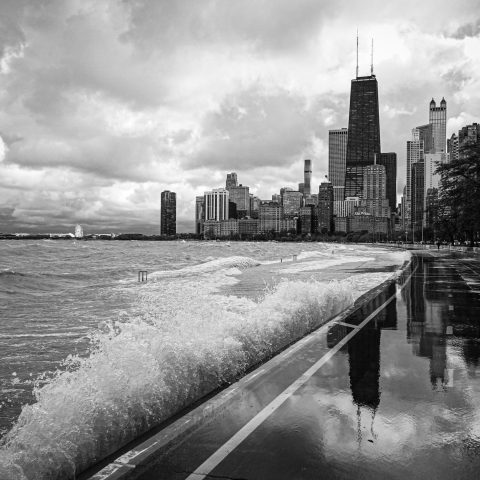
[429,98,447,154]
[204,188,229,221]
[345,72,381,197]
[195,196,205,234]
[303,159,312,196]
[376,152,397,212]
[329,128,348,201]
[225,172,238,190]
[160,190,176,236]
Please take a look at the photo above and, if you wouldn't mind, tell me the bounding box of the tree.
[435,146,480,245]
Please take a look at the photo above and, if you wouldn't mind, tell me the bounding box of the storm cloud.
[0,0,479,233]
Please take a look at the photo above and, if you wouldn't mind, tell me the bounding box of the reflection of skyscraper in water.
[348,326,381,411]
[405,257,448,389]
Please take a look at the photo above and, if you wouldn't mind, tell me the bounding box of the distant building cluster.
[399,96,480,239]
[194,56,402,239]
[195,162,315,239]
[176,39,479,241]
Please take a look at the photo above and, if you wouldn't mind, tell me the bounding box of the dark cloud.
[0,0,479,232]
[451,19,480,39]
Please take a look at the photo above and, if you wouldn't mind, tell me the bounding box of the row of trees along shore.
[434,145,480,246]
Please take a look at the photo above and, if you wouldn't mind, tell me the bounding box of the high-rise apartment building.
[375,152,397,213]
[406,130,424,224]
[283,191,303,216]
[411,162,425,234]
[303,159,312,196]
[225,172,238,190]
[318,181,334,233]
[447,133,459,162]
[195,196,205,234]
[259,201,283,233]
[204,188,229,221]
[228,184,250,218]
[429,98,447,153]
[160,190,176,236]
[416,124,433,154]
[345,74,381,198]
[328,128,348,201]
[459,123,480,159]
[362,165,390,218]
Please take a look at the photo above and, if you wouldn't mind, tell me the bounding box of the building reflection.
[405,255,448,389]
[327,283,398,415]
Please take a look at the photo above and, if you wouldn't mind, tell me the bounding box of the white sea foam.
[0,273,361,480]
[149,255,261,278]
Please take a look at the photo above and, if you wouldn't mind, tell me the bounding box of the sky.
[0,0,479,234]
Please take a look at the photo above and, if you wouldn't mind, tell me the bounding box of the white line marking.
[185,267,416,480]
[333,321,360,329]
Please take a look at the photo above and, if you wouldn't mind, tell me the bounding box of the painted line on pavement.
[185,266,417,480]
[333,321,360,329]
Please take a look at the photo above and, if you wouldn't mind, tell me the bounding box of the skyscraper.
[376,152,397,212]
[318,181,334,233]
[160,190,176,236]
[406,129,424,225]
[344,73,381,197]
[303,159,312,196]
[411,162,425,234]
[328,128,348,201]
[195,196,205,234]
[429,98,447,154]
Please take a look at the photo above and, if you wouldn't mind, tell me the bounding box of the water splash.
[0,276,356,480]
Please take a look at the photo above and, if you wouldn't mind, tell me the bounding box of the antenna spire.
[356,30,359,78]
[371,38,374,75]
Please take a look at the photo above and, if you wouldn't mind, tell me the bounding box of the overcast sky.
[0,0,479,233]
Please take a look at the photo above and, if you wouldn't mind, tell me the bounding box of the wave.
[149,255,261,278]
[0,275,358,480]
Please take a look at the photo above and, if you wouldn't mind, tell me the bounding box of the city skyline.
[0,1,479,233]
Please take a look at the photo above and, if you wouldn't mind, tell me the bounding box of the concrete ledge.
[81,257,413,480]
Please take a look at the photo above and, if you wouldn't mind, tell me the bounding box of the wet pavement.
[87,250,480,480]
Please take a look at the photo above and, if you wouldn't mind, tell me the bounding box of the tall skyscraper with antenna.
[344,35,381,198]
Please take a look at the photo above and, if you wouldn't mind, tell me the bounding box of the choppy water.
[0,240,406,479]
